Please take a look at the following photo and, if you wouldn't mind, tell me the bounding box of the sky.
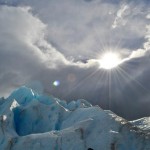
[0,0,150,120]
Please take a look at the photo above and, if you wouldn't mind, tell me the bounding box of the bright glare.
[99,52,121,69]
[53,80,60,87]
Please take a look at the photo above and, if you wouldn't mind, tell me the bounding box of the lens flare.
[53,80,60,87]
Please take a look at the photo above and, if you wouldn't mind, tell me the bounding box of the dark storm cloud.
[0,0,150,120]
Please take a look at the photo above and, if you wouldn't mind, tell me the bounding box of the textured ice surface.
[130,117,150,132]
[0,86,150,150]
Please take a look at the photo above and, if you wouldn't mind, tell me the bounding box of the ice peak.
[8,86,38,105]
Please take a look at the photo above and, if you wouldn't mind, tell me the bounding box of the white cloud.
[112,4,129,28]
[144,25,150,51]
[146,14,150,19]
[0,6,69,68]
[126,14,150,60]
[128,49,146,59]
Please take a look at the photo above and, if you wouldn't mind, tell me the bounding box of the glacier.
[0,86,150,150]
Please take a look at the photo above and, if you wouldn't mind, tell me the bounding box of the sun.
[99,52,121,70]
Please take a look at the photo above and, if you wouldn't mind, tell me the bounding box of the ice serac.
[0,86,150,150]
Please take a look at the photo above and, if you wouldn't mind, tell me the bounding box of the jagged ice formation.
[0,86,150,150]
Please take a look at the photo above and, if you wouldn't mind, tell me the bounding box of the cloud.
[124,13,150,60]
[146,14,150,19]
[144,24,150,51]
[112,4,129,28]
[128,49,146,59]
[0,6,72,96]
[0,5,98,96]
[1,0,148,60]
[0,5,70,66]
